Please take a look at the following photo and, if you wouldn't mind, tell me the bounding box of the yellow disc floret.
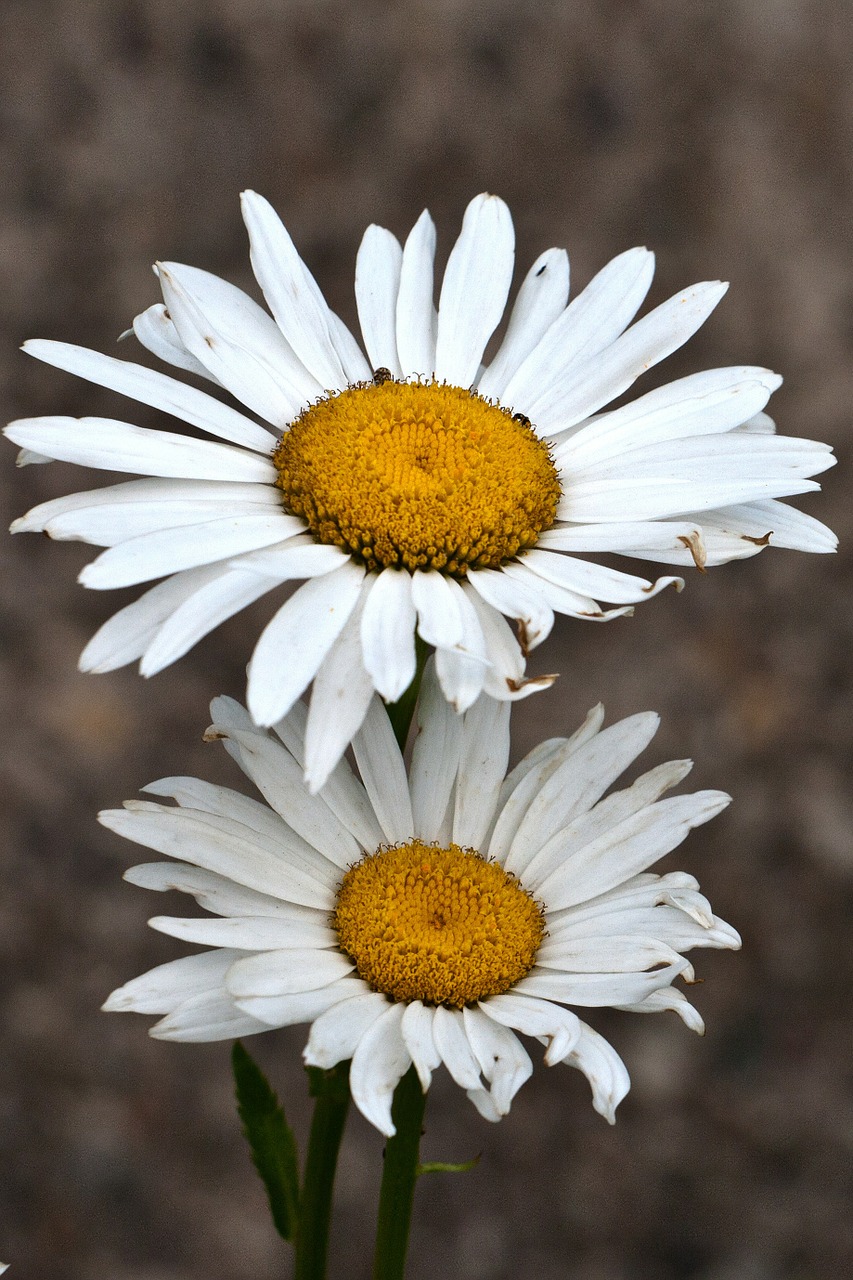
[273,379,560,576]
[332,840,546,1007]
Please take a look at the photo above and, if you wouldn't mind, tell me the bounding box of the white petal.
[504,247,655,416]
[557,1020,631,1123]
[24,339,277,452]
[463,587,558,704]
[452,694,510,850]
[396,210,437,378]
[408,657,463,843]
[351,696,414,844]
[480,993,581,1066]
[349,1002,412,1137]
[411,570,466,649]
[100,804,335,908]
[487,704,605,865]
[529,281,730,435]
[305,583,376,794]
[103,949,240,1014]
[233,540,350,579]
[516,960,689,1007]
[151,990,268,1042]
[240,190,347,391]
[461,1007,532,1114]
[536,790,731,912]
[433,578,489,712]
[157,261,317,423]
[43,494,283,549]
[616,987,705,1033]
[227,947,354,998]
[79,514,296,590]
[561,433,834,523]
[504,711,660,876]
[536,521,702,557]
[477,247,570,400]
[79,564,224,673]
[247,561,365,725]
[523,758,693,891]
[400,1002,441,1092]
[534,933,688,975]
[304,992,391,1068]
[225,727,361,868]
[466,568,554,653]
[149,913,336,950]
[435,194,515,386]
[518,548,681,607]
[556,366,782,467]
[4,416,277,482]
[125,859,323,922]
[355,225,404,377]
[431,1006,483,1091]
[360,568,417,702]
[132,302,220,381]
[235,979,367,1028]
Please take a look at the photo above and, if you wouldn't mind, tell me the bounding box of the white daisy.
[6,193,835,787]
[102,662,740,1135]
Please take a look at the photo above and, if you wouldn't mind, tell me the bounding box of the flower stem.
[384,635,430,754]
[372,1066,428,1280]
[294,1063,351,1280]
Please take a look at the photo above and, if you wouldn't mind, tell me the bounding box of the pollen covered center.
[273,379,560,575]
[332,840,546,1007]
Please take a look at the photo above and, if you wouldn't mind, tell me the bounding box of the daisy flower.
[6,193,835,787]
[102,662,740,1134]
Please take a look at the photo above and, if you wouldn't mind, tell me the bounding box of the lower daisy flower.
[102,662,740,1134]
[6,192,835,791]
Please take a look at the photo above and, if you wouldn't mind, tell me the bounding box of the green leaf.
[232,1041,301,1241]
[417,1155,481,1177]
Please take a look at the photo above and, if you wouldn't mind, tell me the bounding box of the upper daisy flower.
[102,662,739,1135]
[6,193,836,788]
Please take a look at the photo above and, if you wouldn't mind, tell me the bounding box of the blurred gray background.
[1,1,851,1277]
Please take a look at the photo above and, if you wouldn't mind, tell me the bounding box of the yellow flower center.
[273,378,560,576]
[332,840,545,1007]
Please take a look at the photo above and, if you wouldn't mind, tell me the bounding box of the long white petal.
[247,561,365,725]
[480,993,581,1066]
[477,247,570,400]
[352,696,414,844]
[435,194,515,386]
[103,949,240,1014]
[504,247,655,415]
[157,261,317,423]
[411,569,466,649]
[305,582,376,794]
[466,568,554,653]
[558,1020,631,1124]
[24,338,277,452]
[555,366,782,467]
[452,694,510,850]
[226,947,354,998]
[235,981,365,1030]
[78,564,224,673]
[396,210,437,378]
[464,587,558,703]
[400,1002,441,1092]
[360,568,417,702]
[240,190,347,391]
[528,281,730,434]
[433,578,489,711]
[304,992,391,1068]
[519,547,681,606]
[462,1007,532,1114]
[355,225,403,377]
[140,567,279,675]
[408,657,463,843]
[149,913,336,950]
[79,514,296,590]
[432,1006,483,1091]
[349,1002,411,1136]
[132,303,219,381]
[151,990,267,1043]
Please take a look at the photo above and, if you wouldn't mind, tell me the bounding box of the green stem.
[384,635,430,754]
[293,1063,351,1280]
[373,1067,428,1280]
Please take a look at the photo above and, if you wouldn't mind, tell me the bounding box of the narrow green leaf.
[232,1041,301,1241]
[417,1155,481,1177]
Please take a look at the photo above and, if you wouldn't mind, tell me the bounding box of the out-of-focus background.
[1,1,851,1276]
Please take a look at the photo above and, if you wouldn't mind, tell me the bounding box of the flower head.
[102,662,739,1134]
[7,193,835,788]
